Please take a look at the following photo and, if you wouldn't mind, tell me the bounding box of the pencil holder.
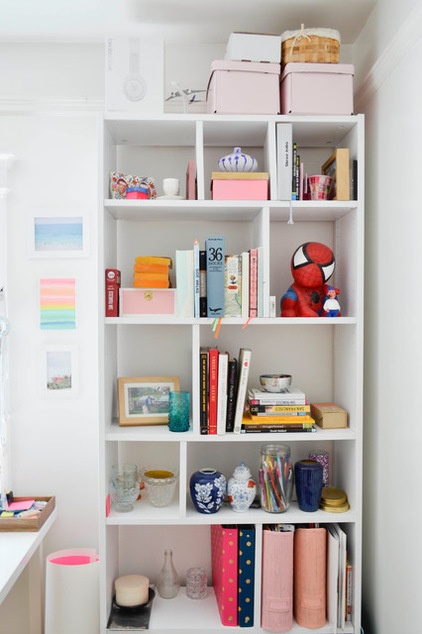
[259,443,293,513]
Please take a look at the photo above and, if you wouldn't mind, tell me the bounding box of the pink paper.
[8,499,35,511]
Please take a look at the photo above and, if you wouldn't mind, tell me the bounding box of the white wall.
[356,3,422,633]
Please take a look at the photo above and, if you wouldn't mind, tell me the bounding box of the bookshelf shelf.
[100,113,364,633]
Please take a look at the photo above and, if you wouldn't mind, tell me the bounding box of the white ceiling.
[0,0,376,45]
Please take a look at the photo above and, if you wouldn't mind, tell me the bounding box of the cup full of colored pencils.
[259,443,293,513]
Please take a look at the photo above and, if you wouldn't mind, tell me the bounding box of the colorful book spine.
[208,347,219,435]
[206,236,225,318]
[193,239,200,318]
[217,351,229,435]
[211,524,239,626]
[233,348,252,434]
[294,527,327,629]
[249,404,310,415]
[291,142,298,200]
[261,525,294,632]
[199,249,207,317]
[224,254,242,317]
[241,251,249,318]
[225,357,238,433]
[249,249,258,318]
[199,347,209,435]
[238,525,255,628]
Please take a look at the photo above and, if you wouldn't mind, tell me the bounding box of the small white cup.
[162,178,180,197]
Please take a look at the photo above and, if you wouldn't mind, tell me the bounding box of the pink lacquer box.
[119,288,175,316]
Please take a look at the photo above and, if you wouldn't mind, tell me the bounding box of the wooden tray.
[0,496,55,532]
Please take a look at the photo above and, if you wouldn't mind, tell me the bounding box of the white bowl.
[259,374,292,393]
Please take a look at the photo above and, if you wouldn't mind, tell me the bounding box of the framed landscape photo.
[321,148,350,201]
[29,212,90,259]
[117,376,180,426]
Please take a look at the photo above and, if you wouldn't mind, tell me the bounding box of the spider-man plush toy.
[280,242,340,317]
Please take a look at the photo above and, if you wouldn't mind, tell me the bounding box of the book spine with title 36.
[206,236,225,318]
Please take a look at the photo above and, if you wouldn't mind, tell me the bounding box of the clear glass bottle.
[156,548,180,599]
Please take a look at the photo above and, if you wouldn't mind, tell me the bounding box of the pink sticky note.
[8,499,35,511]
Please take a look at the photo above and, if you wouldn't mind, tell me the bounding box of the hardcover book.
[233,348,252,434]
[276,123,293,200]
[199,347,209,435]
[208,347,219,435]
[175,249,194,317]
[206,236,225,318]
[199,249,207,317]
[211,524,239,626]
[217,350,229,435]
[261,525,294,632]
[248,386,306,405]
[249,248,258,318]
[224,254,242,317]
[238,525,255,627]
[241,251,250,318]
[225,357,239,433]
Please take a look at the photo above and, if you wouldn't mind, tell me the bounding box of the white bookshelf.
[99,113,364,633]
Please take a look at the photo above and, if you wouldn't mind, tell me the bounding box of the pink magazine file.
[261,527,294,632]
[294,527,327,628]
[211,525,238,626]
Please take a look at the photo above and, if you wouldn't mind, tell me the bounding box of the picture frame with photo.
[117,376,180,426]
[40,345,78,398]
[29,212,90,258]
[321,148,350,201]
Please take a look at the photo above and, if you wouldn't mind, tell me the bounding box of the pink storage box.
[119,288,175,316]
[212,178,268,200]
[207,60,280,114]
[280,62,354,115]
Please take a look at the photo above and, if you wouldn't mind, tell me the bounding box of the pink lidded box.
[119,288,175,316]
[207,60,280,114]
[212,177,269,200]
[280,62,354,115]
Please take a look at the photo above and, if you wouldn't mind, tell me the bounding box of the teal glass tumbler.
[168,391,190,432]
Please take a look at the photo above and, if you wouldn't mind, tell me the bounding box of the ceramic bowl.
[142,469,178,507]
[259,374,292,393]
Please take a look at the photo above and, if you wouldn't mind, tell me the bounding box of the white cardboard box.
[225,32,281,63]
[105,37,164,113]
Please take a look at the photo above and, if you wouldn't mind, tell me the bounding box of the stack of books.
[241,386,316,433]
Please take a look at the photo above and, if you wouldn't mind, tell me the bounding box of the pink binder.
[211,525,238,626]
[294,527,327,628]
[261,526,294,632]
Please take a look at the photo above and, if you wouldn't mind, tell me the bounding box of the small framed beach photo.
[117,376,180,426]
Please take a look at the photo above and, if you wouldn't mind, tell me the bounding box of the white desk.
[0,508,57,605]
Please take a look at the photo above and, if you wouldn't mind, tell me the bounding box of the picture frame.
[321,148,350,201]
[117,376,180,426]
[40,345,78,398]
[28,211,90,259]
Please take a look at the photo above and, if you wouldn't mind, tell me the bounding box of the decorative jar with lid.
[218,147,258,172]
[227,462,256,512]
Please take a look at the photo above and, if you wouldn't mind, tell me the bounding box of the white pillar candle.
[115,574,149,607]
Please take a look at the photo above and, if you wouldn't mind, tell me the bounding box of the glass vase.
[156,548,180,599]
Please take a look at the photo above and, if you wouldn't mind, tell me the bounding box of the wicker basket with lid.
[281,24,340,65]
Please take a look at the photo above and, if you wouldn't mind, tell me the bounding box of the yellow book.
[212,171,269,180]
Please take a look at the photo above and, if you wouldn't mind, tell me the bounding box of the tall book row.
[200,347,251,435]
[211,523,352,631]
[176,237,265,319]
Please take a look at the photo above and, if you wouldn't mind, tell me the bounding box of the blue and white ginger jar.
[218,147,258,172]
[190,468,227,514]
[227,462,256,512]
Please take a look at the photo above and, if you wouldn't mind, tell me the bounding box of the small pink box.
[119,288,175,316]
[212,179,269,200]
[280,62,354,115]
[207,60,280,114]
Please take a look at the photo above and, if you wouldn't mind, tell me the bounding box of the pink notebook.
[261,526,294,632]
[211,525,238,626]
[294,527,327,628]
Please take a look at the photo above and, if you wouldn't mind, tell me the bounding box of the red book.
[208,347,219,434]
[249,248,258,318]
[211,525,238,626]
